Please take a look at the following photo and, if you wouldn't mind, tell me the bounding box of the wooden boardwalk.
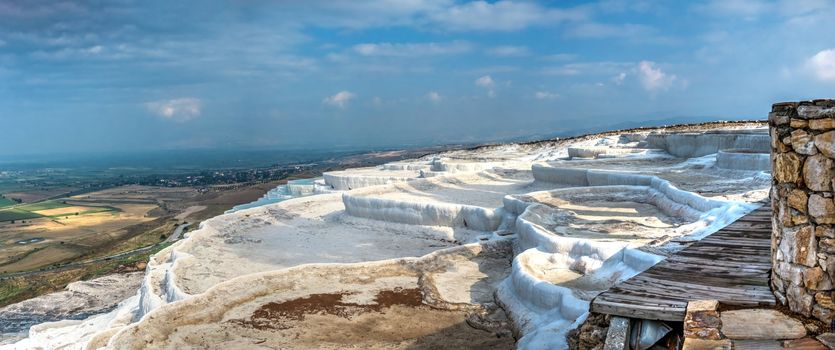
[590,205,775,321]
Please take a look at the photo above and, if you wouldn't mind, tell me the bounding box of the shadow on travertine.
[402,319,516,350]
[404,242,517,350]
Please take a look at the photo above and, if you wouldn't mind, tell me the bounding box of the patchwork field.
[0,200,119,222]
[0,210,41,222]
[0,184,272,274]
[0,197,16,209]
[0,188,193,273]
[70,185,197,203]
[0,202,157,273]
[1,187,78,204]
[14,201,70,211]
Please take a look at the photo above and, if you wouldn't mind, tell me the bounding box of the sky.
[1,0,835,155]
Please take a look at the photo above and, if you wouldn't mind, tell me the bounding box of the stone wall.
[682,300,816,349]
[770,100,835,322]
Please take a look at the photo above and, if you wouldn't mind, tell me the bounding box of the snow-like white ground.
[1,124,772,350]
[167,193,484,296]
[0,273,142,345]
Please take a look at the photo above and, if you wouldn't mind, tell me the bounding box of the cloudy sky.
[1,0,834,155]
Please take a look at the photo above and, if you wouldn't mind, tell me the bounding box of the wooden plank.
[590,205,775,321]
[591,299,686,321]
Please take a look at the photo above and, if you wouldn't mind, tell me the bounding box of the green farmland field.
[0,197,16,208]
[0,200,119,222]
[0,209,43,222]
[15,200,71,212]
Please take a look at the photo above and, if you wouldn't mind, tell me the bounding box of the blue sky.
[1,0,834,155]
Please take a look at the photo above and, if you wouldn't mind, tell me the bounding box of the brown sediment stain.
[374,288,423,308]
[230,288,423,330]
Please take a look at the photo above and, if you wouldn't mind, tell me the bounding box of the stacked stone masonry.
[770,100,835,323]
[682,300,816,349]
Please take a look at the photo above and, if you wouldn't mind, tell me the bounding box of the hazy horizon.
[2,0,833,155]
[0,114,727,160]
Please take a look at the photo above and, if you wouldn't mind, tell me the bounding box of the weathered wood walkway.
[590,205,775,321]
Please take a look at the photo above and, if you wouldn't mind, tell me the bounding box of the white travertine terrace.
[715,149,771,171]
[0,273,143,345]
[643,129,770,158]
[342,168,553,231]
[322,168,421,190]
[2,124,774,350]
[566,146,664,159]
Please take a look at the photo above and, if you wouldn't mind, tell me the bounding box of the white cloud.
[463,65,520,75]
[371,96,383,107]
[540,53,577,62]
[487,45,530,57]
[0,1,86,19]
[146,98,202,122]
[323,91,356,108]
[542,61,632,76]
[475,75,496,97]
[352,41,472,56]
[694,0,770,20]
[534,91,560,100]
[541,66,582,76]
[427,91,443,103]
[807,49,835,82]
[281,0,451,30]
[205,1,584,33]
[778,0,829,16]
[637,61,677,92]
[692,0,826,20]
[475,75,495,88]
[564,22,653,39]
[594,0,655,13]
[428,1,585,31]
[613,72,627,85]
[30,45,110,60]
